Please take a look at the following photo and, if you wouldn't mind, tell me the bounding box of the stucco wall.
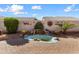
[42,20,79,32]
[42,20,61,32]
[18,19,37,31]
[0,18,79,32]
[0,20,6,32]
[0,19,37,32]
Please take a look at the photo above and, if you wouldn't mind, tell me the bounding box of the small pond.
[24,34,59,43]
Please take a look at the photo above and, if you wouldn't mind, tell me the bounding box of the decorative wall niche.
[23,21,29,25]
[47,21,53,26]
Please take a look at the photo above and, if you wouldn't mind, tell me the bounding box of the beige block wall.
[66,21,79,32]
[42,20,61,32]
[18,20,37,31]
[42,20,79,32]
[0,19,79,32]
[0,20,6,32]
[0,19,37,32]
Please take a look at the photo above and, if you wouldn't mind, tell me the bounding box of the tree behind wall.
[4,17,19,34]
[34,21,44,34]
[34,21,44,30]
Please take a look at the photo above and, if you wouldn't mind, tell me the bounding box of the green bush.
[4,17,19,33]
[34,21,44,30]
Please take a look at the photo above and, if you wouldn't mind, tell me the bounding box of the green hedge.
[4,17,19,34]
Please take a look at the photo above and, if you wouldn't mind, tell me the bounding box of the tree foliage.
[4,17,19,33]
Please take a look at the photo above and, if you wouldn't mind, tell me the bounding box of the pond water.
[24,34,59,43]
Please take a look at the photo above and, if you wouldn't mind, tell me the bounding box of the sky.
[0,4,79,20]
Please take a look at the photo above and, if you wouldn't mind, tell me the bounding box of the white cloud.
[9,4,24,12]
[14,11,28,15]
[0,5,24,12]
[0,4,27,15]
[32,6,42,10]
[64,5,75,12]
[0,8,6,12]
[74,9,79,11]
[0,6,9,12]
[64,4,79,12]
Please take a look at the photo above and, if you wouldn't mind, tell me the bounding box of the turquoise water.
[24,35,52,41]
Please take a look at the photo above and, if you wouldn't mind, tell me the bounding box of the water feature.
[24,34,59,43]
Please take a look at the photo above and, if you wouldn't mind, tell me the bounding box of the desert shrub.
[56,21,75,33]
[4,17,19,34]
[20,30,31,35]
[62,22,75,33]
